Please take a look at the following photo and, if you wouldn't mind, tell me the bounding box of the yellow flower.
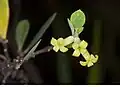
[72,39,88,57]
[72,38,98,67]
[80,54,98,67]
[51,36,74,52]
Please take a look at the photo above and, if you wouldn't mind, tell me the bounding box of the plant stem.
[15,46,53,70]
[0,39,10,61]
[34,46,53,55]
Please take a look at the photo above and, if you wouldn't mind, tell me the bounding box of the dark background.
[7,0,120,84]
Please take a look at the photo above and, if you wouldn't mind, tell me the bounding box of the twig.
[2,40,10,60]
[0,39,12,84]
[0,54,7,61]
[34,46,53,56]
[15,46,53,70]
[0,38,53,84]
[2,70,12,84]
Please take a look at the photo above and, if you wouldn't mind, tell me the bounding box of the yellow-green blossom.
[72,39,88,57]
[80,54,98,67]
[72,38,98,67]
[51,36,74,52]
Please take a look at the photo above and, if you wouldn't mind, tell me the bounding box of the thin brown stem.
[0,54,7,61]
[15,46,53,70]
[34,46,53,56]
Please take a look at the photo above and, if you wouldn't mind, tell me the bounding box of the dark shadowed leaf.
[16,20,30,51]
[24,13,57,54]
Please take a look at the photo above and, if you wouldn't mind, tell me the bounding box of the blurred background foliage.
[7,0,120,84]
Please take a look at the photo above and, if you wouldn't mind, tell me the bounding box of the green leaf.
[0,0,9,39]
[70,9,85,29]
[67,18,74,35]
[24,13,57,54]
[16,20,30,51]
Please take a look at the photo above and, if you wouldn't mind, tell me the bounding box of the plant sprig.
[0,1,99,84]
[50,9,98,67]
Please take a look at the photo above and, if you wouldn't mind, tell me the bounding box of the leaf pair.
[67,10,85,36]
[15,13,57,58]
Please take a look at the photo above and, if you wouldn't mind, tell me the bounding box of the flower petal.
[79,40,88,48]
[87,61,94,67]
[57,38,64,46]
[53,46,59,52]
[60,46,68,53]
[51,37,57,46]
[58,38,64,43]
[72,43,79,49]
[80,61,87,66]
[72,49,80,57]
[91,54,98,63]
[64,36,74,46]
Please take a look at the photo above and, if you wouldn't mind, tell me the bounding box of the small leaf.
[16,20,30,51]
[0,0,9,39]
[70,9,85,29]
[67,18,74,35]
[24,13,57,54]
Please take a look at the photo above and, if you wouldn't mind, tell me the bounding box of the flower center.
[58,41,64,46]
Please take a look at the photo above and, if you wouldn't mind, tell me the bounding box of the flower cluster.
[50,10,98,67]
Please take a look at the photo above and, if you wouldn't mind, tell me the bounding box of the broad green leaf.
[0,0,9,39]
[16,20,30,51]
[70,9,85,29]
[24,13,57,54]
[67,18,74,35]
